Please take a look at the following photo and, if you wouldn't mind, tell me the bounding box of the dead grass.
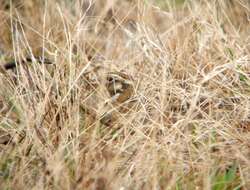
[0,0,250,189]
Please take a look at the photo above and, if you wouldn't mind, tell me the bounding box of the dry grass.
[0,0,250,189]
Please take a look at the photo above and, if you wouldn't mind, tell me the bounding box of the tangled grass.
[0,0,250,189]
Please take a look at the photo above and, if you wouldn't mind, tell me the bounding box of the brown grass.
[0,0,250,189]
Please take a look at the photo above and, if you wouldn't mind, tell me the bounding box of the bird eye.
[107,76,114,82]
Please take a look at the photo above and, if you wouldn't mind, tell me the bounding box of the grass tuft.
[0,0,250,189]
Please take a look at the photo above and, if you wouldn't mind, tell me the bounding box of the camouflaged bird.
[105,72,134,104]
[100,71,135,126]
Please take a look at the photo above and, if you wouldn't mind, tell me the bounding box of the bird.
[100,71,135,126]
[105,71,134,104]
